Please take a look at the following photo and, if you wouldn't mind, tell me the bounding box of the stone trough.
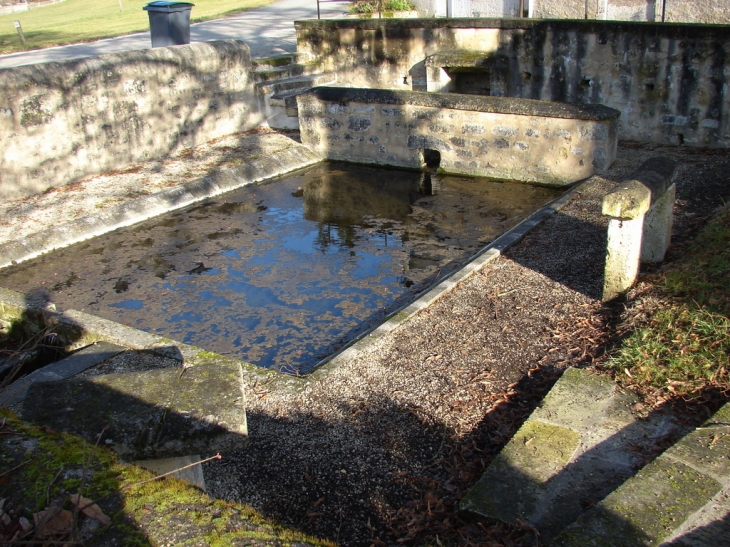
[297,87,620,186]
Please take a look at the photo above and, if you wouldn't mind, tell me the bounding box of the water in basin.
[0,162,562,373]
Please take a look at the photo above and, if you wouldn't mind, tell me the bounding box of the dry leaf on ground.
[70,494,112,526]
[33,505,73,539]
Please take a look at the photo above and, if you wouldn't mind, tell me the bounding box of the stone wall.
[532,0,585,19]
[295,18,730,147]
[0,40,262,200]
[531,0,724,22]
[663,0,730,24]
[297,87,619,186]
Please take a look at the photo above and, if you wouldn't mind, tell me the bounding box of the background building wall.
[663,0,730,23]
[296,18,730,147]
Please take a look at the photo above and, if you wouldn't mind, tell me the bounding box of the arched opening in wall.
[422,148,441,169]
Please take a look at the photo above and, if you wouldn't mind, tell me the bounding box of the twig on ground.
[122,453,222,491]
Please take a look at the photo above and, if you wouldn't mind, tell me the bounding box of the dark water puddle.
[0,162,561,374]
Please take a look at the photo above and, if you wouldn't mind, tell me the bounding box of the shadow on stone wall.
[0,40,262,200]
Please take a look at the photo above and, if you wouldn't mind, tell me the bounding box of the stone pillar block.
[603,216,646,301]
[601,157,677,301]
[641,182,675,263]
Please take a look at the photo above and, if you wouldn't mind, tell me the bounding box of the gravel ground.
[196,143,730,546]
[3,139,730,546]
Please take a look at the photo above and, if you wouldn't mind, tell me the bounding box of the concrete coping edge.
[0,39,251,76]
[303,87,621,121]
[425,50,509,68]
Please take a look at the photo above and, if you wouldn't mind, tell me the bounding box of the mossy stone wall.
[297,87,619,185]
[295,18,730,147]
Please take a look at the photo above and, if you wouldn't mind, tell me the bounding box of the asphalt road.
[0,0,350,69]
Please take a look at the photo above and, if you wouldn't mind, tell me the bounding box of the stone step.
[554,402,730,547]
[20,355,248,460]
[257,75,336,130]
[255,73,336,96]
[459,367,691,544]
[250,52,312,70]
[252,63,320,83]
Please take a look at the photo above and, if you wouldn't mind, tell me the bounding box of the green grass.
[0,0,276,54]
[606,204,730,399]
[0,408,335,547]
[348,0,413,14]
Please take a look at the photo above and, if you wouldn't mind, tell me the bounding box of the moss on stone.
[0,409,334,547]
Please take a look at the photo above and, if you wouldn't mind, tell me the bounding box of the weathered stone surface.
[554,404,730,546]
[295,18,730,147]
[603,180,653,220]
[298,88,619,185]
[460,367,686,543]
[0,145,321,268]
[134,455,207,491]
[21,360,247,460]
[0,40,262,200]
[602,157,677,300]
[304,87,621,121]
[0,341,125,406]
[603,158,678,219]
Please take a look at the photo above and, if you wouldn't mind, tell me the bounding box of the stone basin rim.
[0,177,583,385]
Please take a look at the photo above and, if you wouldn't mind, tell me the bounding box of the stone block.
[602,158,678,300]
[298,88,619,185]
[554,459,722,547]
[641,183,675,263]
[460,420,580,524]
[21,360,247,460]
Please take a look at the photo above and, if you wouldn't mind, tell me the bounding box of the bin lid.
[144,1,194,10]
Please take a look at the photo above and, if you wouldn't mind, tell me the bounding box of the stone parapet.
[297,87,619,186]
[295,18,730,147]
[0,40,263,200]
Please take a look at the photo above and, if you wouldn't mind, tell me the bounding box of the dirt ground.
[2,137,730,546]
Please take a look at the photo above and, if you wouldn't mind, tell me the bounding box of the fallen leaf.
[33,506,73,539]
[70,495,112,526]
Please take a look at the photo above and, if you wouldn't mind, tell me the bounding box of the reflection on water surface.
[0,162,561,373]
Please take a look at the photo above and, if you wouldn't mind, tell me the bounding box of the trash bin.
[143,1,194,48]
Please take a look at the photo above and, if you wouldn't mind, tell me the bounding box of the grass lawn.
[0,0,276,54]
[604,203,730,403]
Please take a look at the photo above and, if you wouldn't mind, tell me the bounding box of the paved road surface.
[0,0,349,69]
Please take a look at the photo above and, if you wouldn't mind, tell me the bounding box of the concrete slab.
[555,403,730,547]
[460,367,687,543]
[20,359,247,460]
[134,455,207,492]
[0,145,322,268]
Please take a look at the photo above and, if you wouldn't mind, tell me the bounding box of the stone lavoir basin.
[0,162,561,374]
